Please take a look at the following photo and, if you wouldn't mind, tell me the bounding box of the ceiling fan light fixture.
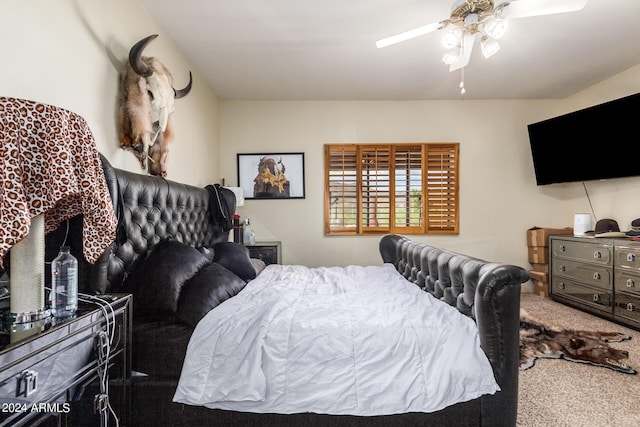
[442,49,460,65]
[484,16,507,39]
[442,26,463,49]
[480,35,500,58]
[375,0,589,92]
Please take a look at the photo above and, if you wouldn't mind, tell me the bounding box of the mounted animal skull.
[118,34,192,177]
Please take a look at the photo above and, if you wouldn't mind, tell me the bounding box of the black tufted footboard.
[379,234,529,427]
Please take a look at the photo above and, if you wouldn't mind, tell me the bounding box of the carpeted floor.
[518,293,640,427]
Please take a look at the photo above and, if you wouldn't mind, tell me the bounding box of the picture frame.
[237,152,305,199]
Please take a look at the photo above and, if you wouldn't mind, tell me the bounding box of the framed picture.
[237,152,305,199]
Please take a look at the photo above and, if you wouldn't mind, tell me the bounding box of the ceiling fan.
[376,0,589,93]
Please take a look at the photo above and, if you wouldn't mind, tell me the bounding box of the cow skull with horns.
[118,34,192,177]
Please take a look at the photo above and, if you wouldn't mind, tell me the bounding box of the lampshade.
[225,186,245,207]
[480,36,500,58]
[442,49,460,65]
[9,215,45,319]
[442,27,462,49]
[484,17,507,39]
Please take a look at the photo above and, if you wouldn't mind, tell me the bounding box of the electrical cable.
[43,289,120,426]
[45,220,71,268]
[582,181,598,221]
[78,293,120,427]
[61,219,70,248]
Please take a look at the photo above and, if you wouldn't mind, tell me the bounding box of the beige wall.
[221,68,640,285]
[220,100,554,270]
[0,0,220,187]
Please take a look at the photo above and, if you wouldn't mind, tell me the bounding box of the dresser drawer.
[614,270,640,296]
[552,258,612,290]
[551,277,613,313]
[615,245,640,271]
[614,291,640,325]
[0,312,105,402]
[552,239,612,266]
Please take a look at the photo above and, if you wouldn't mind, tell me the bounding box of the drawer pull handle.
[627,279,636,288]
[593,272,601,280]
[559,265,566,272]
[627,253,636,262]
[593,293,600,303]
[593,251,602,259]
[559,245,566,252]
[627,303,635,312]
[16,370,38,398]
[559,282,566,290]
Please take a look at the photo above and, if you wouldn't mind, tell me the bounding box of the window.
[324,143,459,235]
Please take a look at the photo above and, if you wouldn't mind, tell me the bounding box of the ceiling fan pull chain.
[460,68,466,95]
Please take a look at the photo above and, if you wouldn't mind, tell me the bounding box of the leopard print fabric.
[0,97,117,269]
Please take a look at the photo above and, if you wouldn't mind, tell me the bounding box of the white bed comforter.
[173,264,499,416]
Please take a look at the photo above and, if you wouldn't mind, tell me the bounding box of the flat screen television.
[527,92,640,185]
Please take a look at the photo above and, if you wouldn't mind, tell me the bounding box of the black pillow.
[123,239,210,319]
[213,242,257,282]
[177,262,247,327]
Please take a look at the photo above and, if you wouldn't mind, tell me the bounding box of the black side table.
[245,241,282,265]
[0,294,131,426]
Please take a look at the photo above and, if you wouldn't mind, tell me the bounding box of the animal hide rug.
[519,309,637,374]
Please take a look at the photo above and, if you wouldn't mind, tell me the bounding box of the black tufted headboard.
[54,155,235,294]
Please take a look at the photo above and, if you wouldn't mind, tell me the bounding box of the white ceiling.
[140,0,640,100]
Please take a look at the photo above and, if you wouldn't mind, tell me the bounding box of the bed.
[48,155,529,426]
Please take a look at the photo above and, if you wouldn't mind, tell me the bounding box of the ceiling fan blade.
[376,21,442,48]
[449,33,476,72]
[502,0,589,19]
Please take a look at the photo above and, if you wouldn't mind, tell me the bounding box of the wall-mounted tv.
[527,92,640,185]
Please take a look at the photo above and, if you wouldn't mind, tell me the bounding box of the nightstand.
[245,241,282,265]
[0,294,131,426]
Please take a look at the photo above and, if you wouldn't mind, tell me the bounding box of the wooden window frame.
[324,143,459,236]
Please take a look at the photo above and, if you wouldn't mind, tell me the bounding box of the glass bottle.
[51,246,78,318]
[243,218,252,245]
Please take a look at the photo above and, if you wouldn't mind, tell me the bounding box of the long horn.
[174,71,193,99]
[128,34,158,77]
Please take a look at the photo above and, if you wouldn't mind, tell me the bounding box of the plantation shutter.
[325,145,358,234]
[425,143,459,233]
[324,142,459,235]
[393,145,424,233]
[359,145,391,233]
